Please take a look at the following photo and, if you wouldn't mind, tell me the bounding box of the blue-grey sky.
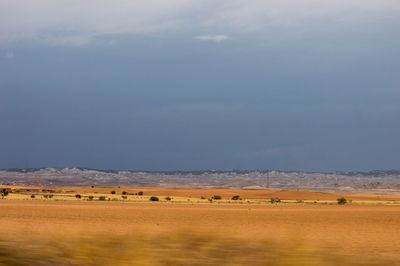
[0,0,399,171]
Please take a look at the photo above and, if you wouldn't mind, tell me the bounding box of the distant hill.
[1,168,400,192]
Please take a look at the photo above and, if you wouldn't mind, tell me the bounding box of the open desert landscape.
[1,185,400,265]
[2,0,399,265]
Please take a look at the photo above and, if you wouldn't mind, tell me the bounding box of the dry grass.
[0,232,388,266]
[1,186,400,265]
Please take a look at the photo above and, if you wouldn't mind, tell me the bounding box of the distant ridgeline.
[1,168,400,191]
[3,167,400,176]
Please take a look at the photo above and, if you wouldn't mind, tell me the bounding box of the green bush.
[122,191,127,195]
[111,191,116,194]
[121,195,127,199]
[270,198,281,204]
[212,195,222,200]
[75,194,81,199]
[88,195,94,201]
[149,196,159,201]
[165,196,172,201]
[231,195,241,200]
[30,194,35,199]
[337,197,347,205]
[138,191,144,196]
[99,196,106,201]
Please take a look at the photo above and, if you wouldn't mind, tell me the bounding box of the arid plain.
[1,186,400,265]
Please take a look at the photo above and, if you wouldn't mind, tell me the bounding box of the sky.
[0,0,399,171]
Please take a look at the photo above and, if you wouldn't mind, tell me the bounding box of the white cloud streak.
[0,0,399,45]
[194,34,230,42]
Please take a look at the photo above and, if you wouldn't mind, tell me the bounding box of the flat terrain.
[3,185,400,203]
[1,187,400,265]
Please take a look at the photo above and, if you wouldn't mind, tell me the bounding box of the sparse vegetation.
[122,191,127,195]
[99,196,106,201]
[270,198,281,204]
[75,194,81,199]
[231,195,241,200]
[165,196,172,201]
[121,195,127,200]
[149,196,159,201]
[111,191,116,194]
[212,195,222,200]
[1,188,9,197]
[138,191,144,196]
[88,195,94,201]
[30,194,35,199]
[337,197,347,205]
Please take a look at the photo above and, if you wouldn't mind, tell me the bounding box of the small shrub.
[98,196,106,201]
[88,195,94,201]
[337,197,347,205]
[1,189,9,197]
[138,191,144,196]
[270,198,281,204]
[111,191,116,194]
[43,194,49,199]
[296,199,304,203]
[121,195,127,199]
[122,191,127,195]
[149,196,159,201]
[165,196,172,201]
[208,198,213,203]
[201,196,205,199]
[49,194,53,198]
[30,194,35,199]
[212,195,222,200]
[75,194,82,199]
[231,195,241,200]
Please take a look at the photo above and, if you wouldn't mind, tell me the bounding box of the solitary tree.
[337,197,347,205]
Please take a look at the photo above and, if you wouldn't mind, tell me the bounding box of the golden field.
[1,186,400,265]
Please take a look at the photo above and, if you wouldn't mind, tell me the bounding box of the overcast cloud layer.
[0,0,399,171]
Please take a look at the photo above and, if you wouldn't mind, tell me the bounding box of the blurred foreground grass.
[0,232,386,266]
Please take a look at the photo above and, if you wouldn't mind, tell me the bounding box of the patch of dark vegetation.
[337,197,347,205]
[270,198,281,204]
[149,196,159,201]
